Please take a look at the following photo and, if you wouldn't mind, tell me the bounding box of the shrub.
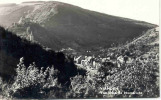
[0,57,64,99]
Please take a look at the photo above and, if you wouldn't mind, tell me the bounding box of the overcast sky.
[0,0,159,25]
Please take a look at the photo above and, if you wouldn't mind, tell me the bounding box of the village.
[72,27,159,79]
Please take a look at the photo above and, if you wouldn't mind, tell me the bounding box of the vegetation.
[0,26,159,99]
[0,58,65,99]
[0,26,78,85]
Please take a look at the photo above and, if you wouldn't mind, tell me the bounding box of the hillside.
[103,27,159,97]
[0,27,159,99]
[0,26,78,85]
[0,1,156,51]
[71,27,159,98]
[0,4,35,27]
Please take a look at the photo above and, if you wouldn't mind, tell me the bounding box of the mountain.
[0,1,157,52]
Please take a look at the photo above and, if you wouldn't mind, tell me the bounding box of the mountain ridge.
[0,1,157,52]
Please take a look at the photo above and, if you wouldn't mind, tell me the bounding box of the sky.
[0,0,159,25]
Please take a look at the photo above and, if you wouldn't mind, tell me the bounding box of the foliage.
[0,26,78,84]
[0,27,159,98]
[0,57,64,99]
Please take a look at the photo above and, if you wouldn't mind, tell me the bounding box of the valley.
[0,1,159,99]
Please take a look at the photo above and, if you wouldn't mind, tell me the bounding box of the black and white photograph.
[0,0,160,99]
